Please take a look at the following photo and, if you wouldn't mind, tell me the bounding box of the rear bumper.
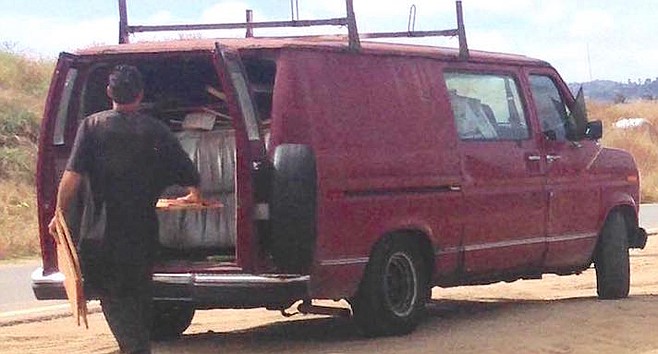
[31,268,67,300]
[31,267,309,309]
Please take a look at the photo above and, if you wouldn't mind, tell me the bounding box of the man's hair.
[108,65,144,104]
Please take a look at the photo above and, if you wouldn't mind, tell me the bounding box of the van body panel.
[593,147,641,231]
[268,50,464,297]
[457,139,547,273]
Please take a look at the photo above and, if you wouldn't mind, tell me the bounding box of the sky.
[0,0,656,83]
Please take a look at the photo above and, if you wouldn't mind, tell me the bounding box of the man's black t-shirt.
[66,110,199,266]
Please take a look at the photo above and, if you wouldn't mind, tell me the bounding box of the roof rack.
[117,0,469,59]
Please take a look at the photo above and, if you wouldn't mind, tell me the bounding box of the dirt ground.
[3,240,658,354]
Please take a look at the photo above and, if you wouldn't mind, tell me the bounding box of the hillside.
[569,79,658,103]
[0,50,54,259]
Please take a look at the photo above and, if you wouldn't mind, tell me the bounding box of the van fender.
[597,191,643,252]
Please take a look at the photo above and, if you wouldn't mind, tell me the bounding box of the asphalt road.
[639,203,658,231]
[1,204,658,319]
[0,260,66,316]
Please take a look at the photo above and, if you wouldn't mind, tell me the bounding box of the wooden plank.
[156,198,224,211]
[54,209,88,329]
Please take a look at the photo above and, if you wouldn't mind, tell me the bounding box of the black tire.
[595,212,630,299]
[352,236,428,337]
[270,144,317,274]
[150,301,195,340]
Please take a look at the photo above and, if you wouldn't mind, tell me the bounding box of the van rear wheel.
[352,236,428,337]
[595,212,630,299]
[150,301,195,340]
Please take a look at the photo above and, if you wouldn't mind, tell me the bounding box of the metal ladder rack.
[117,0,469,59]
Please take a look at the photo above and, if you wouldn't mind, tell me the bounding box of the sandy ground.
[3,241,658,354]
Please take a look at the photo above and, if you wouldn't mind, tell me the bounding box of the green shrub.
[0,50,52,97]
[0,99,40,143]
[0,145,37,183]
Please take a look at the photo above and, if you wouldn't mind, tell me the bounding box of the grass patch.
[0,50,52,97]
[0,49,52,260]
[0,144,37,183]
[590,100,658,202]
[0,96,41,142]
[0,181,40,260]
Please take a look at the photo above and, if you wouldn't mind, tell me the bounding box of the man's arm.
[48,171,83,238]
[157,123,202,201]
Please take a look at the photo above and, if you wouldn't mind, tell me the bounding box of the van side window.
[444,72,529,141]
[53,69,78,145]
[529,75,574,141]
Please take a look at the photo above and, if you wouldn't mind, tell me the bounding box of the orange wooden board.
[156,198,223,210]
[54,209,88,329]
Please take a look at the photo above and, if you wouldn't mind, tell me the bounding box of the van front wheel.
[595,212,630,299]
[352,237,428,337]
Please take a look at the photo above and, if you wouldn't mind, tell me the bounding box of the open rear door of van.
[213,43,266,271]
[34,52,86,299]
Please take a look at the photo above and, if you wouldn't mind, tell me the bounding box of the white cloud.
[464,0,533,14]
[200,1,251,23]
[465,30,512,53]
[0,15,116,58]
[143,10,174,25]
[570,9,614,38]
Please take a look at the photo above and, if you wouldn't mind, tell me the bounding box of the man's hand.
[175,186,202,204]
[48,214,60,244]
[158,187,222,209]
[49,171,82,244]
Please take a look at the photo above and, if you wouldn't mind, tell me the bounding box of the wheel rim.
[384,251,418,317]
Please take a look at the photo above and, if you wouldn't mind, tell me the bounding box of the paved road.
[0,260,66,316]
[1,204,658,318]
[639,203,658,231]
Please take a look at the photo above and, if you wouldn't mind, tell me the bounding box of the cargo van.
[32,1,646,337]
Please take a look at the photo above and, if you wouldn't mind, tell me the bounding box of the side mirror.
[567,87,589,141]
[585,120,602,140]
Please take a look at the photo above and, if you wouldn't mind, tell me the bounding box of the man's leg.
[101,264,153,354]
[101,295,151,354]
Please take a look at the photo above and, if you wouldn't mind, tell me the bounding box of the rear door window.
[444,72,529,141]
[53,68,78,145]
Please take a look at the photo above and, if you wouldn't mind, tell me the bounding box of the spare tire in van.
[269,144,317,274]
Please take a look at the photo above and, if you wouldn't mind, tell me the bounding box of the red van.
[32,1,646,338]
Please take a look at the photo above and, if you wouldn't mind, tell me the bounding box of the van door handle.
[547,154,561,162]
[527,155,541,161]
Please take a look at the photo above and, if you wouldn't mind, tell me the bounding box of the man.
[48,64,201,353]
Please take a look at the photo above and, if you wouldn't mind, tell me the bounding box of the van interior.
[75,53,276,267]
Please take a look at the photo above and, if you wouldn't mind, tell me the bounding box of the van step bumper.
[31,268,67,300]
[31,267,309,309]
[153,272,309,309]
